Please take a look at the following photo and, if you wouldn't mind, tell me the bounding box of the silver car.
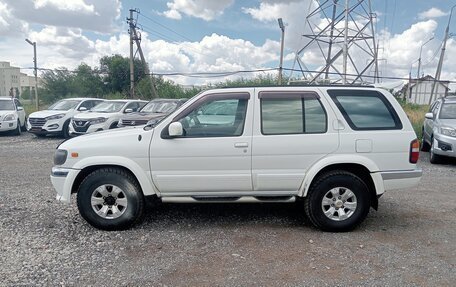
[422,96,456,163]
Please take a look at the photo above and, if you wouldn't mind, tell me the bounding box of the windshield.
[440,103,456,119]
[141,101,178,113]
[48,100,80,111]
[0,99,15,111]
[91,101,127,113]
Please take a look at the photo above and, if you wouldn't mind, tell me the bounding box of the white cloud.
[242,0,317,51]
[2,0,121,33]
[34,0,96,15]
[418,7,448,19]
[163,0,234,21]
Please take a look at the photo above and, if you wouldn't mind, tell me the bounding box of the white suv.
[27,98,103,138]
[0,97,26,135]
[69,99,147,136]
[51,87,422,232]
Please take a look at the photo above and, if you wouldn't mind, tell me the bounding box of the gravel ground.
[1,132,455,286]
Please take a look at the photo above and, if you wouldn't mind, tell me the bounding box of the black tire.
[62,120,70,138]
[109,122,118,129]
[13,120,21,135]
[21,118,27,132]
[77,167,145,230]
[304,170,371,232]
[430,138,442,164]
[420,129,430,152]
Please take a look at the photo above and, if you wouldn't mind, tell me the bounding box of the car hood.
[73,112,115,120]
[58,126,154,168]
[0,110,17,117]
[60,125,151,149]
[439,119,456,127]
[29,110,70,118]
[121,112,167,121]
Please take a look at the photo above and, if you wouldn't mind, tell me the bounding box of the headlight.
[440,127,456,137]
[46,113,66,120]
[54,149,68,165]
[4,114,16,121]
[90,117,107,124]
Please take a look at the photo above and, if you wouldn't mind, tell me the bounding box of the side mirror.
[17,106,24,111]
[425,112,434,120]
[168,122,183,137]
[78,107,87,111]
[124,108,133,113]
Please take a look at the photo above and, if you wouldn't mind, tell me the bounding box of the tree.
[72,63,104,97]
[99,55,145,95]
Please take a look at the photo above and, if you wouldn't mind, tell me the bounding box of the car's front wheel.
[420,129,430,151]
[77,167,145,230]
[430,138,442,164]
[13,120,21,135]
[304,170,371,232]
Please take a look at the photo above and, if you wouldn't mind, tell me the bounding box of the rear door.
[251,88,339,192]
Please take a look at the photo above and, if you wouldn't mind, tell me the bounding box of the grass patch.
[400,102,429,140]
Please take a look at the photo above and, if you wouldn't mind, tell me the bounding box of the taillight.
[410,139,420,163]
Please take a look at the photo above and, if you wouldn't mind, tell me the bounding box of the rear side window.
[328,90,402,130]
[260,92,327,135]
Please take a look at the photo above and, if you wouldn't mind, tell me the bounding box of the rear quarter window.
[328,90,402,130]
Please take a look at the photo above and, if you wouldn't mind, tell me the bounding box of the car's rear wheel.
[77,167,145,230]
[304,170,371,232]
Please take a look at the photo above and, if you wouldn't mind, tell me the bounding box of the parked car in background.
[421,96,456,163]
[69,99,147,136]
[118,98,187,127]
[27,98,103,138]
[0,97,26,135]
[51,86,422,232]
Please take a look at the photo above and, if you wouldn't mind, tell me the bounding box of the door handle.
[234,142,249,148]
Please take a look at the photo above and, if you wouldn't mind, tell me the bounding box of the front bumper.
[432,133,456,158]
[380,169,422,191]
[0,120,17,132]
[27,118,64,135]
[50,166,80,204]
[69,121,108,136]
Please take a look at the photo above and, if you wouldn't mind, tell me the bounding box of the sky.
[0,0,455,88]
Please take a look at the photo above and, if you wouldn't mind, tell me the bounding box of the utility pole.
[342,0,349,84]
[417,37,434,79]
[429,4,456,104]
[132,26,158,98]
[278,18,285,85]
[128,9,135,98]
[25,39,38,110]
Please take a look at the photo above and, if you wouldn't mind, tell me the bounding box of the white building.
[20,72,39,98]
[0,61,21,97]
[404,75,450,105]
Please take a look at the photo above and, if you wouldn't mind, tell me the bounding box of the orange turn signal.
[71,152,79,158]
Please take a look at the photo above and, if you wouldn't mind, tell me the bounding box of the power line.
[21,66,456,84]
[137,11,194,42]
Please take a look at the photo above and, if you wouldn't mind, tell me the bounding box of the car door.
[150,91,253,194]
[424,101,440,141]
[14,99,26,125]
[251,89,339,192]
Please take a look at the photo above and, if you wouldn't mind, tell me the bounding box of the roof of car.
[56,97,103,101]
[102,99,147,102]
[0,97,14,100]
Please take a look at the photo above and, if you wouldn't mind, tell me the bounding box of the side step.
[161,196,296,204]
